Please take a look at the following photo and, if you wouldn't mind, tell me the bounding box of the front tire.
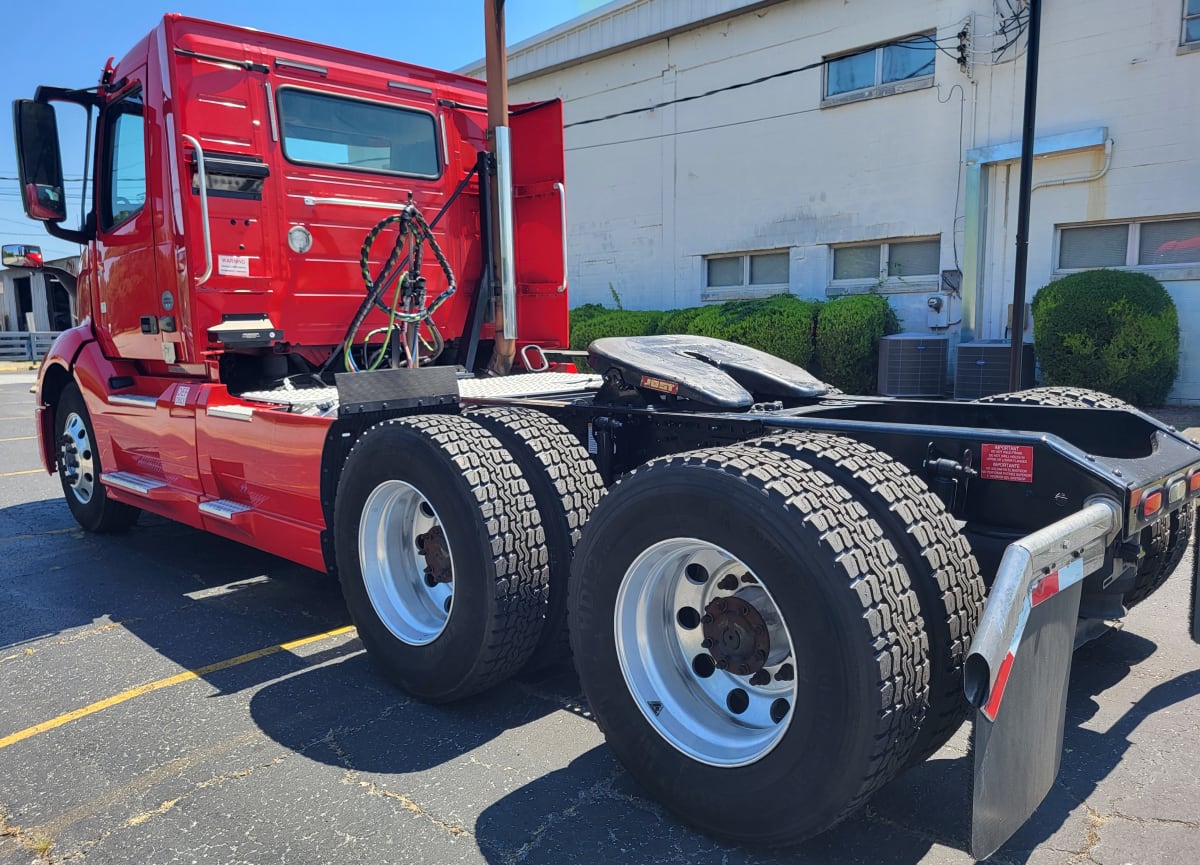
[54,383,139,533]
[334,415,549,702]
[569,445,929,847]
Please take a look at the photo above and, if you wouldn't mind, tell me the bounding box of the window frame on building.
[1054,216,1200,278]
[1183,0,1200,48]
[702,250,791,302]
[828,236,942,294]
[822,32,937,107]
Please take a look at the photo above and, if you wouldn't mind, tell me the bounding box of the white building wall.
[491,0,1200,401]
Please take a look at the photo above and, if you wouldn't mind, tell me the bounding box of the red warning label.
[980,444,1035,483]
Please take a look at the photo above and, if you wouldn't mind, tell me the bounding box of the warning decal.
[980,443,1034,483]
[218,255,251,277]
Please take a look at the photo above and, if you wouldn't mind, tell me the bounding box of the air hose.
[321,202,457,373]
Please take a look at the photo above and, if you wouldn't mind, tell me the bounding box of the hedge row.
[569,293,898,393]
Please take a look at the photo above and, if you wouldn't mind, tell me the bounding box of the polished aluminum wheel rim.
[358,480,454,645]
[614,538,797,767]
[60,412,95,505]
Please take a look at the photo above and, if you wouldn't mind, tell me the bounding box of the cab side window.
[102,91,146,229]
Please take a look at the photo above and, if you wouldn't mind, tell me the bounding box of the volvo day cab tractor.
[13,12,1200,859]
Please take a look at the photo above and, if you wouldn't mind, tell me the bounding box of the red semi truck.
[12,13,1200,859]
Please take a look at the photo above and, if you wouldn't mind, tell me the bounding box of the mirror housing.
[1,244,44,268]
[13,100,68,222]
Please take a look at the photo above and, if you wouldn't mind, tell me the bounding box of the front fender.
[34,323,95,473]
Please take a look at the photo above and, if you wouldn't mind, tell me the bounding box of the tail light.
[1141,488,1164,520]
[1188,468,1200,496]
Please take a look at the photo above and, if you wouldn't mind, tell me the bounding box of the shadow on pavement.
[472,628,1199,865]
[0,499,351,692]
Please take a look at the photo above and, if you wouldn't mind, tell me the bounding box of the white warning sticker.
[217,255,251,277]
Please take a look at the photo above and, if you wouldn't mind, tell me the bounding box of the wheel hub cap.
[703,596,770,676]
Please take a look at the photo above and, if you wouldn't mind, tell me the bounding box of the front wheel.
[54,383,139,533]
[569,445,929,847]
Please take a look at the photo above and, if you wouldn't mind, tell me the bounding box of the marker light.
[1141,489,1163,520]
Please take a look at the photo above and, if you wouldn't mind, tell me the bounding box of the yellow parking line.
[0,436,36,442]
[0,625,356,751]
[0,469,43,477]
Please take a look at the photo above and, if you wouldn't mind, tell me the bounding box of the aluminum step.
[102,472,166,496]
[198,499,253,520]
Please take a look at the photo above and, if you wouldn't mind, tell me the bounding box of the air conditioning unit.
[954,340,1036,400]
[877,333,948,397]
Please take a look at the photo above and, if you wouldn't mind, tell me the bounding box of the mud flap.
[963,500,1122,861]
[969,579,1082,859]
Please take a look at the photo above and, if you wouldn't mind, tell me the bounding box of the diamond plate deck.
[239,372,599,411]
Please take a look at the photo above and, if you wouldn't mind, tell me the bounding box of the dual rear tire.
[335,411,981,846]
[569,440,980,847]
[333,410,602,702]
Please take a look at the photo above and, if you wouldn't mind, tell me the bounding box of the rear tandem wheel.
[569,444,930,847]
[743,431,985,764]
[333,414,549,702]
[466,406,605,669]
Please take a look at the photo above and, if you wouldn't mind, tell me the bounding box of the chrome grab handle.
[520,344,550,373]
[181,134,212,287]
[554,181,568,294]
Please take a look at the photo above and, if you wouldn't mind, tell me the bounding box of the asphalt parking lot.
[1,370,1198,865]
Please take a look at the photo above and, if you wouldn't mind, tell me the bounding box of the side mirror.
[13,100,68,222]
[1,244,44,268]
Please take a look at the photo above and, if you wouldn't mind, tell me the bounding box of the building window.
[1185,0,1200,45]
[824,34,936,105]
[1057,217,1200,270]
[831,238,941,285]
[703,251,790,301]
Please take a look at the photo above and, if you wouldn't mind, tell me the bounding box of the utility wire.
[565,33,960,129]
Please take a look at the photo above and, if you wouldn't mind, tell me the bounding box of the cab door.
[93,78,166,362]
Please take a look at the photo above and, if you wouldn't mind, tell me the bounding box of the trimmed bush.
[658,306,705,336]
[569,303,608,330]
[814,294,900,394]
[1032,269,1178,406]
[567,294,820,372]
[569,309,664,351]
[690,294,820,368]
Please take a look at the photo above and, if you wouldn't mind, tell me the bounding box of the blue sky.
[0,0,607,262]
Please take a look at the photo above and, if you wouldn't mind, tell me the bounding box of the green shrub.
[568,294,820,372]
[1032,269,1178,406]
[702,294,821,368]
[814,294,900,394]
[658,306,705,335]
[569,309,664,351]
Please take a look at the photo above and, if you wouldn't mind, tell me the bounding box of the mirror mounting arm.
[45,211,95,246]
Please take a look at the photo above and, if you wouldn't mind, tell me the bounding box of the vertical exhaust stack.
[485,0,518,375]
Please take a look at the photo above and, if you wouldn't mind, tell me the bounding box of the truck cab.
[14,14,568,567]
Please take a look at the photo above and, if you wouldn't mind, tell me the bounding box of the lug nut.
[716,658,728,670]
[701,638,714,649]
